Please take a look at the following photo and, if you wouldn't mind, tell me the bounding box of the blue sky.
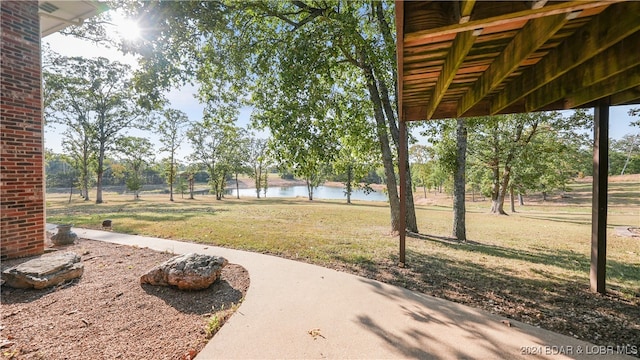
[43,18,638,161]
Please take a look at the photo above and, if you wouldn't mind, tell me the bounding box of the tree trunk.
[254,164,261,198]
[385,83,418,231]
[96,150,104,204]
[188,176,195,199]
[402,137,419,233]
[510,184,516,213]
[96,171,102,204]
[362,61,400,232]
[489,128,510,215]
[493,164,512,215]
[82,156,90,201]
[169,155,174,202]
[620,137,637,175]
[95,124,107,204]
[346,163,352,204]
[489,161,503,214]
[262,171,268,198]
[518,193,524,205]
[452,118,467,241]
[306,179,314,200]
[68,184,73,204]
[235,172,240,199]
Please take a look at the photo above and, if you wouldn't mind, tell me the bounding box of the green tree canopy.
[44,55,151,203]
[119,0,417,232]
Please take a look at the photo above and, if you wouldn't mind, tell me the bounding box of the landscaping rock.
[140,253,228,291]
[1,252,84,289]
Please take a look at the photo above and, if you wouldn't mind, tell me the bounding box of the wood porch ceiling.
[396,1,640,121]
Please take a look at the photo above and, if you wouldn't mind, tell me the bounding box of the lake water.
[226,185,388,202]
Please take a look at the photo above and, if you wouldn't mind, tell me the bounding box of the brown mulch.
[0,239,249,360]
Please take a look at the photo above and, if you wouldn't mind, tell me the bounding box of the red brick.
[1,1,45,260]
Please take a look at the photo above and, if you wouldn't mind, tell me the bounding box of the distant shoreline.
[227,177,386,191]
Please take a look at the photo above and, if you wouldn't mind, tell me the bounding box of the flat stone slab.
[1,252,84,289]
[140,253,228,290]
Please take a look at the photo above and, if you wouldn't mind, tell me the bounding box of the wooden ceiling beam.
[457,12,569,117]
[563,66,640,109]
[425,30,478,120]
[531,1,548,10]
[459,0,476,23]
[610,87,640,106]
[490,2,640,114]
[404,1,620,47]
[396,0,405,123]
[525,32,640,111]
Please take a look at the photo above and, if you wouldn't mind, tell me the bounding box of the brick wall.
[1,1,45,259]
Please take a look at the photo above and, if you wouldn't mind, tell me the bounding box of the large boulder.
[1,252,84,289]
[140,253,228,291]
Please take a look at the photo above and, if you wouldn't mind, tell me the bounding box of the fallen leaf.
[308,328,326,340]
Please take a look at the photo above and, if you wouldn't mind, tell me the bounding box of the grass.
[204,302,241,339]
[46,179,640,347]
[46,182,639,293]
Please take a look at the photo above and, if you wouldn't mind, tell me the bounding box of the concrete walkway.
[54,225,634,359]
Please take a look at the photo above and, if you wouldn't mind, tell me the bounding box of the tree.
[45,150,78,202]
[630,108,640,127]
[115,137,155,199]
[228,128,250,199]
[251,41,341,201]
[611,134,640,175]
[269,128,334,201]
[245,136,270,198]
[158,108,189,201]
[331,83,381,205]
[333,147,377,204]
[176,174,188,198]
[466,111,590,214]
[44,67,96,201]
[613,110,640,175]
[187,119,240,200]
[422,117,472,239]
[183,163,200,200]
[121,0,418,233]
[45,55,150,203]
[60,124,97,201]
[409,145,433,198]
[510,122,589,203]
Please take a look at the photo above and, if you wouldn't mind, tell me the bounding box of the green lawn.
[46,180,640,347]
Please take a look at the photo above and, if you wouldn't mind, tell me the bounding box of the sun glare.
[117,18,141,41]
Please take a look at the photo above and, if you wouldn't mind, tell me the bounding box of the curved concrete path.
[54,225,634,359]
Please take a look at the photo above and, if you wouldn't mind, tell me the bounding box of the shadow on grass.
[47,204,228,230]
[407,232,639,285]
[519,213,591,224]
[225,197,389,209]
[607,191,640,206]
